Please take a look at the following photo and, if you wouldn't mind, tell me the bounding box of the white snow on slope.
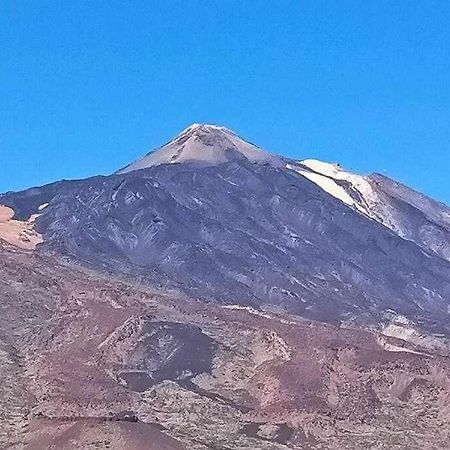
[286,163,357,208]
[301,159,378,209]
[286,159,402,233]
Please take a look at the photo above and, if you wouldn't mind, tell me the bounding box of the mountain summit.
[117,123,282,173]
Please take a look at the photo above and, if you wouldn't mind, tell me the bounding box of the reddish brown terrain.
[1,239,449,449]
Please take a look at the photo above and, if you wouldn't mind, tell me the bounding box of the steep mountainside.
[1,125,449,337]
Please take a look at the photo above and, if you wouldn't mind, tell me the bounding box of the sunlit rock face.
[117,124,283,172]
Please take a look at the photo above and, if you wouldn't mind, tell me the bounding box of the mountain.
[1,124,449,332]
[1,124,450,449]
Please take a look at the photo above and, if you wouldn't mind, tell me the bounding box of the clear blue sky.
[1,1,449,204]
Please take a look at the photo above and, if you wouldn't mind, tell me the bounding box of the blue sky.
[1,1,449,204]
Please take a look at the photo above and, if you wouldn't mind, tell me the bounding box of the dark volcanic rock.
[118,321,217,392]
[1,156,450,336]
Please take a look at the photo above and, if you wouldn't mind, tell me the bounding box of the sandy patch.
[0,205,43,250]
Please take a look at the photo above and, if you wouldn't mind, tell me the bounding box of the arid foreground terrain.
[1,240,449,449]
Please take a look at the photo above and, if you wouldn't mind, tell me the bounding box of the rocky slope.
[0,241,449,449]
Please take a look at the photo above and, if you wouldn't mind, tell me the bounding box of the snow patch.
[287,163,356,207]
[286,159,402,231]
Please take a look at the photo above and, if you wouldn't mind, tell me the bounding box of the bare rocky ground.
[0,240,449,449]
